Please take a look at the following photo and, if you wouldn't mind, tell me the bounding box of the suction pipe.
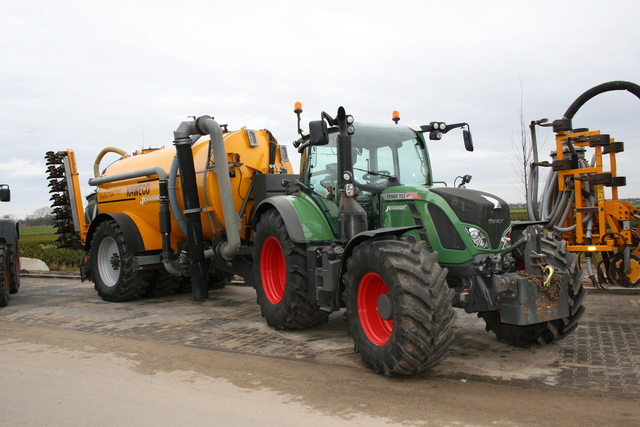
[173,119,208,301]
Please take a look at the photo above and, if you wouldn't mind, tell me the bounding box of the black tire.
[253,209,330,330]
[208,270,234,290]
[145,266,182,298]
[479,234,586,347]
[90,220,150,302]
[344,237,456,375]
[0,242,9,307]
[8,243,20,294]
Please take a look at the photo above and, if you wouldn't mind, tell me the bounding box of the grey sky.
[1,0,639,219]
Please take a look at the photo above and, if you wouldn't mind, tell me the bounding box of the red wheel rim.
[260,236,286,304]
[357,272,393,346]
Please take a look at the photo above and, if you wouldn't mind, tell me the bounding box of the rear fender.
[253,195,335,244]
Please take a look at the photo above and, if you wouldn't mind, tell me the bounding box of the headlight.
[465,226,489,249]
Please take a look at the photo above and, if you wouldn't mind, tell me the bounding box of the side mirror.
[309,120,329,146]
[463,129,474,152]
[0,184,10,202]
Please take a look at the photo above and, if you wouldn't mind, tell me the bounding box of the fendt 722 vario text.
[46,105,585,375]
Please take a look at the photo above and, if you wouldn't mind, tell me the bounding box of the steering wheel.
[362,170,391,182]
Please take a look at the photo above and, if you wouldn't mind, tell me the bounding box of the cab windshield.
[305,123,430,199]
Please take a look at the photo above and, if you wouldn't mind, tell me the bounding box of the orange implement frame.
[553,129,638,253]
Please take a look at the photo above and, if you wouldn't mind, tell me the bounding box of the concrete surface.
[1,277,639,426]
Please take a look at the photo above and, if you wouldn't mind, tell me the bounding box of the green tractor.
[251,105,586,375]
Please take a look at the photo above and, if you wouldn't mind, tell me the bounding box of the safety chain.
[516,261,562,301]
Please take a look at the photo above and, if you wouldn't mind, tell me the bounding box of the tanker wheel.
[145,266,182,298]
[253,209,330,330]
[344,237,456,375]
[607,253,640,288]
[8,242,20,294]
[479,234,586,347]
[0,242,9,307]
[208,270,234,290]
[90,220,151,302]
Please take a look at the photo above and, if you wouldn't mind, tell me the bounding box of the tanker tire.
[0,243,9,307]
[479,234,586,348]
[145,266,182,298]
[208,270,234,290]
[253,209,330,330]
[90,220,151,302]
[344,237,456,375]
[8,243,20,294]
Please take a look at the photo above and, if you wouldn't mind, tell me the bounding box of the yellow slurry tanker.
[47,118,294,301]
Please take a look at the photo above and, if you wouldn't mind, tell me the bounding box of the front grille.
[430,187,509,250]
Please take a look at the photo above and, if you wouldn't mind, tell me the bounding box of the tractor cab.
[300,122,432,233]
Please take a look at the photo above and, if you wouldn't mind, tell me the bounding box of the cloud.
[1,0,639,221]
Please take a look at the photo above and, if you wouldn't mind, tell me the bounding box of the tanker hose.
[93,147,129,178]
[196,116,241,261]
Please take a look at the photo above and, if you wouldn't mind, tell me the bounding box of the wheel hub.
[377,293,394,321]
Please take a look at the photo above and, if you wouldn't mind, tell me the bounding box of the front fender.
[338,225,422,281]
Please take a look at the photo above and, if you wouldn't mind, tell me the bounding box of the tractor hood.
[429,187,510,250]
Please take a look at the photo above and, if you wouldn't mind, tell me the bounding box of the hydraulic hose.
[563,81,640,120]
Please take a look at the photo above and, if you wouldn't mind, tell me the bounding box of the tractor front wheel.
[253,209,330,329]
[90,220,150,302]
[344,237,455,375]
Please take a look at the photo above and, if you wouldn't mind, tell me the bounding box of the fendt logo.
[386,205,407,212]
[126,183,151,197]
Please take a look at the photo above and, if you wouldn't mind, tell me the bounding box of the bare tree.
[23,206,54,226]
[509,79,532,203]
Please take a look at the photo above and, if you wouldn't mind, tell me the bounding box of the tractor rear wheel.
[253,209,330,329]
[90,220,150,302]
[0,242,9,307]
[479,234,586,347]
[344,237,455,375]
[8,242,20,294]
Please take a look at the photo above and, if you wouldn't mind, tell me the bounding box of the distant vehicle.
[0,184,21,307]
